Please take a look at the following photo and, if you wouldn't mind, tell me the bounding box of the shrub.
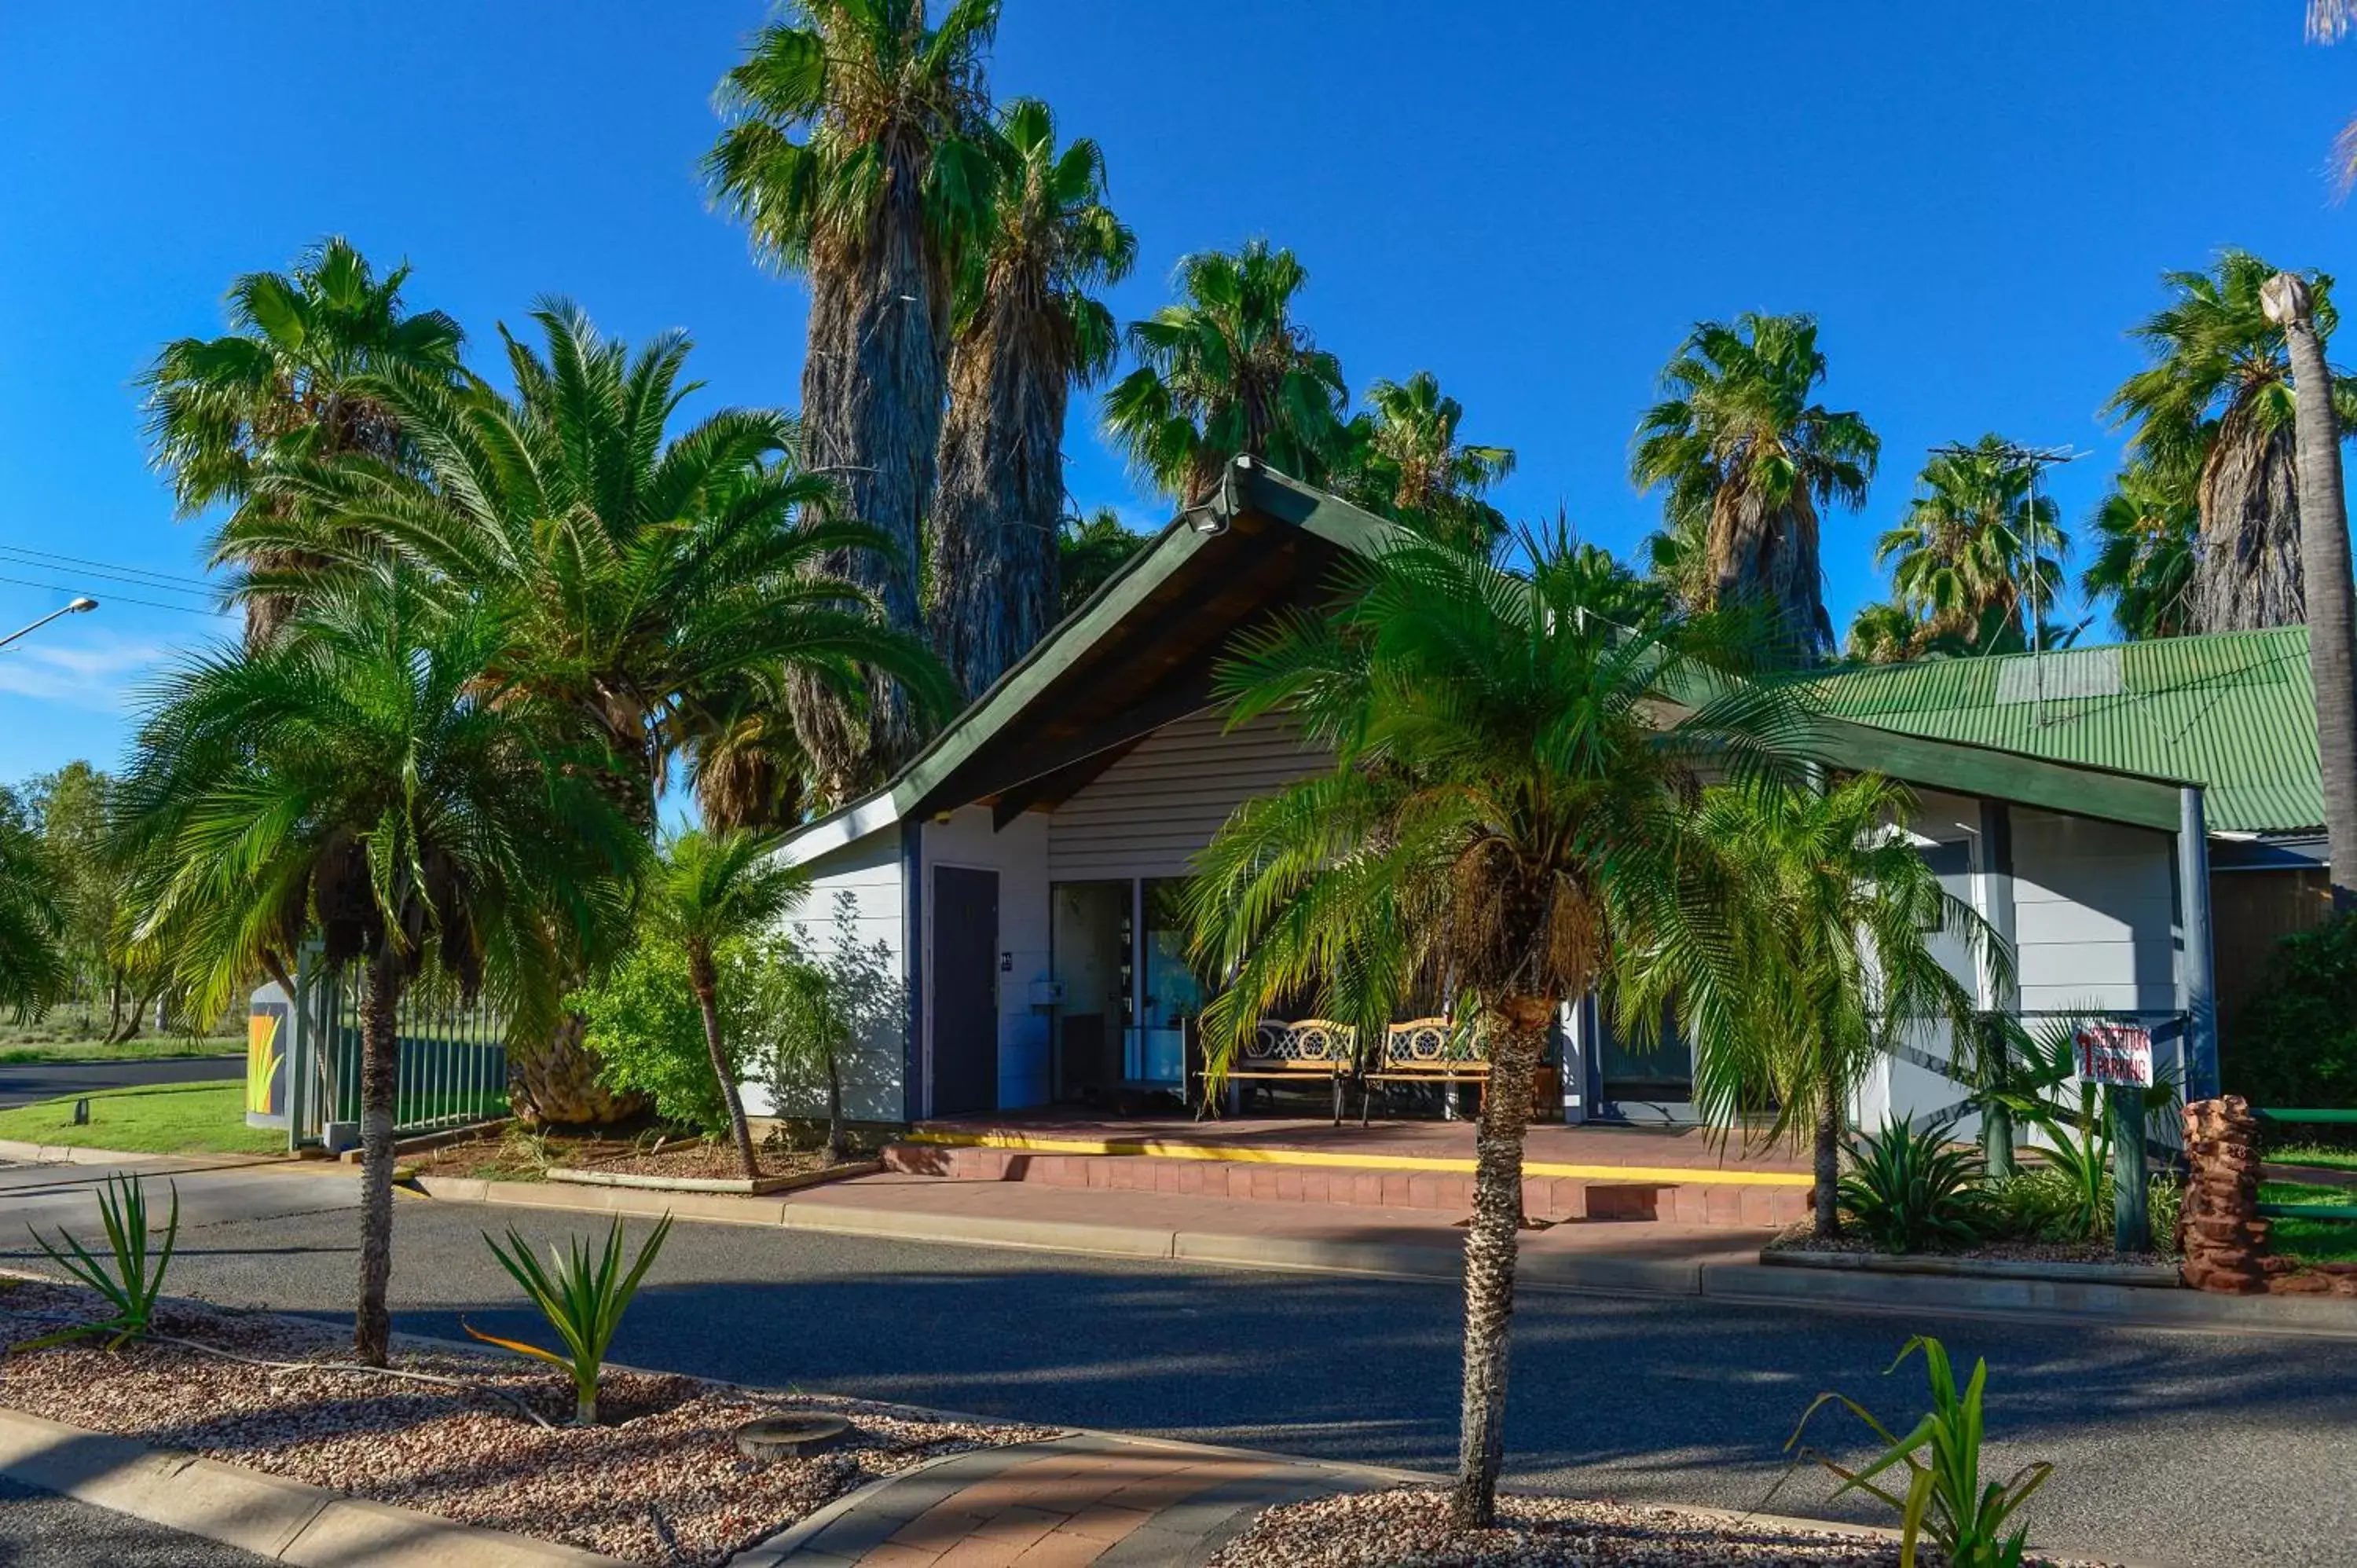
[1981,1167,2086,1245]
[2148,1172,2183,1258]
[1838,1116,1987,1254]
[465,1213,673,1424]
[2231,911,2357,1108]
[16,1174,178,1351]
[570,941,783,1133]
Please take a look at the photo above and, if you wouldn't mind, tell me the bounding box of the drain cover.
[735,1412,852,1461]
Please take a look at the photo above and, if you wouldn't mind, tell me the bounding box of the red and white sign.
[2073,1022,2154,1088]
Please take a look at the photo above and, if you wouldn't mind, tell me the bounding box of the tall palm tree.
[1103,240,1351,505]
[1058,505,1146,616]
[1340,371,1517,554]
[929,97,1136,702]
[1187,529,1798,1528]
[1631,774,1994,1240]
[706,0,999,790]
[1844,599,1927,665]
[1633,313,1879,660]
[115,567,640,1364]
[2082,461,2199,641]
[1874,435,2066,651]
[643,829,809,1178]
[0,787,64,1022]
[2303,3,2357,188]
[139,239,464,647]
[684,672,812,833]
[2103,251,2357,632]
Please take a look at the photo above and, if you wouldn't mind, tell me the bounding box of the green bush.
[2230,911,2357,1109]
[570,943,747,1133]
[1981,1167,2086,1245]
[1839,1116,1987,1254]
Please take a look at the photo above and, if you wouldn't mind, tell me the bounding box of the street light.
[0,596,98,653]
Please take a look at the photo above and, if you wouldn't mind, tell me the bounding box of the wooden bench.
[1214,1018,1355,1125]
[1360,1017,1487,1124]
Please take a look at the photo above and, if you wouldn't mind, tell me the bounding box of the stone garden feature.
[2179,1096,2269,1294]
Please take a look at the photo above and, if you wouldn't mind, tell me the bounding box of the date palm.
[2103,251,2357,632]
[114,567,640,1364]
[1633,313,1879,661]
[1104,240,1351,505]
[1875,435,2066,650]
[2082,461,2198,640]
[930,97,1136,700]
[1341,370,1516,554]
[1188,527,1800,1527]
[139,238,463,647]
[707,0,999,790]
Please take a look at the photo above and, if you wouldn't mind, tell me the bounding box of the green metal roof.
[1798,627,2322,834]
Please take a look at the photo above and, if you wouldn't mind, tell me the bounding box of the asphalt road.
[0,1478,270,1567]
[0,1057,240,1110]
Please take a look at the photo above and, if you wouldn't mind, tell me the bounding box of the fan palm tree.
[1844,599,1926,665]
[139,239,464,647]
[113,567,640,1364]
[1631,774,1995,1240]
[1058,506,1146,616]
[2082,461,2199,640]
[1339,371,1517,554]
[1103,240,1351,505]
[1187,527,1801,1528]
[2103,251,2357,632]
[643,829,809,1178]
[0,787,65,1021]
[1633,313,1879,660]
[2304,2,2357,189]
[929,97,1136,701]
[706,0,999,788]
[683,672,812,833]
[1874,436,2066,650]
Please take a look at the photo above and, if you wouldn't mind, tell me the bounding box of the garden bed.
[0,1276,1041,1567]
[401,1127,876,1188]
[1206,1489,2112,1566]
[1763,1226,2171,1272]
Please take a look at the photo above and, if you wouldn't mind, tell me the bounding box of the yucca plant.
[17,1175,178,1351]
[1838,1115,1989,1255]
[464,1214,673,1424]
[1785,1336,2053,1568]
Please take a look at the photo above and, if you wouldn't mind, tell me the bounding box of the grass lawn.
[0,1083,284,1156]
[2271,1142,2357,1174]
[0,1015,242,1066]
[2260,1180,2357,1266]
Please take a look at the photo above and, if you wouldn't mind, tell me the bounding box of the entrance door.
[933,866,999,1117]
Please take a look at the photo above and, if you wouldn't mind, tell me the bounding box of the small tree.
[763,890,903,1161]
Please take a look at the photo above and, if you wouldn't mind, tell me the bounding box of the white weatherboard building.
[755,461,2228,1135]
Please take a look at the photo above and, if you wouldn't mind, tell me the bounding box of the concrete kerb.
[0,1138,295,1171]
[0,1406,627,1567]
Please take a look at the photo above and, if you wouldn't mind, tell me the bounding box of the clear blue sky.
[2,2,2352,789]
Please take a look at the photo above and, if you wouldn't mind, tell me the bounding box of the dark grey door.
[932,866,999,1117]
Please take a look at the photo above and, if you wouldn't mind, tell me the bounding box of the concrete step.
[880,1140,1810,1227]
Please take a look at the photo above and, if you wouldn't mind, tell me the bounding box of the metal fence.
[283,946,508,1149]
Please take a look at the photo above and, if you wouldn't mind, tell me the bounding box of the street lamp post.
[0,596,98,652]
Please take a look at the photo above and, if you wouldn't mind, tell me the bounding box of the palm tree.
[706,0,999,789]
[2082,461,2199,640]
[139,239,464,647]
[684,672,812,833]
[1340,371,1516,554]
[114,567,640,1364]
[2103,251,2357,632]
[1637,774,1994,1239]
[1058,506,1146,616]
[929,97,1136,702]
[643,830,810,1178]
[2303,3,2357,188]
[1845,599,1926,665]
[1874,436,2066,651]
[1632,313,1879,660]
[1103,240,1351,505]
[0,787,64,1021]
[1187,528,1798,1527]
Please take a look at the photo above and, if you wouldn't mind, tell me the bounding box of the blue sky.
[2,2,2352,789]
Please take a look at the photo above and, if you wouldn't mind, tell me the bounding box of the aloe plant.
[1784,1335,2053,1568]
[1839,1116,1989,1254]
[464,1214,672,1424]
[17,1174,178,1351]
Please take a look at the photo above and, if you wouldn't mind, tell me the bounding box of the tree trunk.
[688,949,761,1180]
[354,949,405,1366]
[1812,1064,1843,1240]
[824,1040,847,1163]
[508,1013,649,1127]
[1449,996,1551,1531]
[2279,291,2357,910]
[2193,412,2304,632]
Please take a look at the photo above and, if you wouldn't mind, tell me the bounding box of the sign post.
[2076,1021,2154,1252]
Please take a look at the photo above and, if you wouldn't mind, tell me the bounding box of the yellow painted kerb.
[903,1127,1813,1188]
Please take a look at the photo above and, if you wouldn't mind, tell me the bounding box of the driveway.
[0,1057,241,1111]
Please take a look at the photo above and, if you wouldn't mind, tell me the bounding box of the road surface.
[0,1056,241,1110]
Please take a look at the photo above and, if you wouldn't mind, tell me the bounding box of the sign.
[2074,1021,2154,1088]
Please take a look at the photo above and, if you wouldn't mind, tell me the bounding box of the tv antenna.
[1927,441,2085,726]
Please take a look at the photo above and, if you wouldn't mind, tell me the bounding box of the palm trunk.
[1812,1064,1843,1240]
[823,1040,847,1163]
[2278,288,2357,910]
[354,949,405,1365]
[508,1013,648,1127]
[1449,996,1551,1531]
[689,948,761,1180]
[2193,414,2304,632]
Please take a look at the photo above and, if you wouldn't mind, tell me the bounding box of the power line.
[0,551,218,601]
[0,544,216,591]
[0,572,229,618]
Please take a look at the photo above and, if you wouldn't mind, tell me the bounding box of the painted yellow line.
[902,1128,1813,1187]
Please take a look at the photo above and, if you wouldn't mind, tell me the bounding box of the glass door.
[1135,879,1204,1087]
[1050,881,1131,1101]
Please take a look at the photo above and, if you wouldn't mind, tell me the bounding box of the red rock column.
[2179,1096,2269,1294]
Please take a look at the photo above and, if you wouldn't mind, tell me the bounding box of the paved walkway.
[744,1434,1401,1567]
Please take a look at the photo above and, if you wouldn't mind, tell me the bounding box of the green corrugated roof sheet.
[1798,626,2323,834]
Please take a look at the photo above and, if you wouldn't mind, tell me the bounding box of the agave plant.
[1783,1335,2054,1568]
[1838,1116,1989,1255]
[464,1214,673,1424]
[17,1175,178,1351]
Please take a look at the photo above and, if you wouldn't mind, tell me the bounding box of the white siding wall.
[747,825,908,1124]
[1047,709,1332,880]
[2011,809,2177,1016]
[1857,787,1993,1136]
[922,807,1053,1112]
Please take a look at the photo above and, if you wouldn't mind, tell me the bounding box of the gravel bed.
[1208,1489,2109,1567]
[0,1277,1041,1566]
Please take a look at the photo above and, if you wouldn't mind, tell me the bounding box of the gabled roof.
[1798,628,2320,834]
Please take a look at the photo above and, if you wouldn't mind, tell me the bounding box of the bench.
[1214,1018,1355,1125]
[1360,1017,1488,1124]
